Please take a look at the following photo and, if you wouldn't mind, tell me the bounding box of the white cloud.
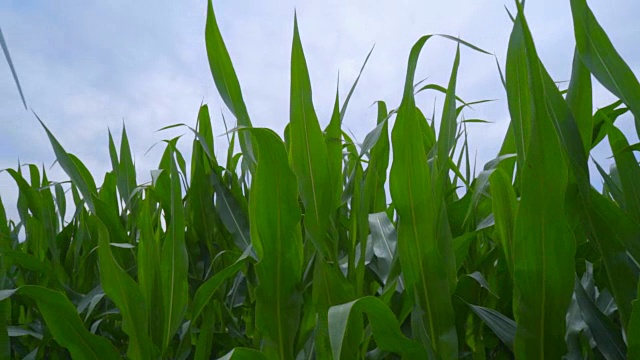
[0,0,638,221]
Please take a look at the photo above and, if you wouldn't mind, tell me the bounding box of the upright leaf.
[289,16,334,261]
[363,102,390,214]
[325,86,343,209]
[489,168,517,275]
[436,45,461,169]
[95,217,158,359]
[510,8,576,358]
[205,0,254,162]
[565,48,593,153]
[248,128,303,360]
[389,35,458,359]
[137,196,164,348]
[118,125,137,205]
[505,18,532,177]
[160,149,189,352]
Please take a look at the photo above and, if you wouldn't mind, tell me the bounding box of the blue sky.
[1,0,639,221]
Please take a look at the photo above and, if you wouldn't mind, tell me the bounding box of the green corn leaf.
[587,189,640,328]
[628,281,640,359]
[607,124,640,223]
[37,115,98,213]
[367,212,397,285]
[505,15,532,177]
[510,7,576,358]
[312,258,357,360]
[362,102,390,214]
[95,216,158,359]
[248,128,303,360]
[137,196,164,348]
[190,254,247,323]
[565,48,593,153]
[415,83,469,106]
[593,159,625,204]
[0,298,9,359]
[591,101,627,149]
[193,304,216,360]
[0,27,27,109]
[328,296,427,359]
[217,348,268,360]
[160,149,189,352]
[188,105,218,250]
[436,45,461,169]
[54,182,66,224]
[118,125,137,205]
[325,86,343,210]
[489,168,517,275]
[466,303,516,351]
[211,171,252,255]
[205,0,254,163]
[0,286,120,359]
[570,0,640,139]
[574,278,627,360]
[389,34,458,359]
[289,15,334,261]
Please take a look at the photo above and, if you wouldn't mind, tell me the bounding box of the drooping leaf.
[37,116,98,213]
[467,303,516,351]
[328,296,427,359]
[574,278,627,360]
[367,212,397,285]
[607,124,640,223]
[217,347,268,360]
[211,171,252,255]
[570,0,640,139]
[0,27,27,109]
[0,286,120,359]
[190,254,247,323]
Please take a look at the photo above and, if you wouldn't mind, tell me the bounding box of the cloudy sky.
[1,0,639,221]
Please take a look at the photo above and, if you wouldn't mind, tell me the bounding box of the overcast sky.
[1,0,639,221]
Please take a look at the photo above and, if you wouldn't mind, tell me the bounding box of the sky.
[0,0,639,222]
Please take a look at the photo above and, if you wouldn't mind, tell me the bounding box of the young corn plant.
[1,0,640,359]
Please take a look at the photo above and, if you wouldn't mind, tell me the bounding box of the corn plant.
[1,0,640,359]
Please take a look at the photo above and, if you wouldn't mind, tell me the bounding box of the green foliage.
[2,1,640,359]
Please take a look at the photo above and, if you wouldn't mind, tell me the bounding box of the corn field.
[2,0,640,359]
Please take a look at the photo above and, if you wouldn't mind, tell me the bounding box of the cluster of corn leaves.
[2,0,640,359]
